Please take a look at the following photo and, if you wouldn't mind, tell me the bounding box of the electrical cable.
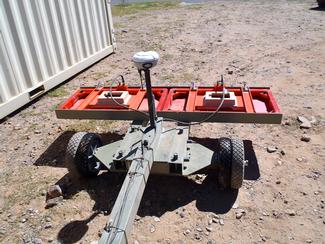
[103,116,157,244]
[107,74,226,126]
[104,73,226,243]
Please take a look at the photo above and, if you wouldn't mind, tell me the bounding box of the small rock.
[227,70,233,75]
[219,219,224,225]
[45,196,63,208]
[300,121,312,129]
[133,241,140,244]
[262,212,269,216]
[272,210,279,217]
[194,233,201,240]
[184,229,190,235]
[21,218,27,223]
[235,212,244,219]
[196,227,203,232]
[297,116,309,124]
[296,157,303,162]
[211,213,219,219]
[179,212,185,218]
[212,217,219,224]
[286,209,296,216]
[235,209,246,219]
[195,174,204,180]
[33,238,43,244]
[0,227,6,235]
[149,224,155,233]
[297,116,312,129]
[44,223,52,229]
[121,29,128,33]
[276,180,281,184]
[34,130,41,134]
[207,240,217,244]
[47,185,62,199]
[306,240,312,243]
[135,215,141,221]
[267,146,277,153]
[206,226,212,232]
[13,125,21,130]
[207,219,213,225]
[153,217,160,222]
[301,135,311,142]
[280,150,286,156]
[284,120,291,126]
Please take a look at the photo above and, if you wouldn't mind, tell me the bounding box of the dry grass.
[112,1,180,16]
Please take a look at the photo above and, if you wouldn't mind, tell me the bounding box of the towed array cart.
[56,52,282,243]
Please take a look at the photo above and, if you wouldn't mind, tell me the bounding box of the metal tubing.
[99,158,149,244]
[99,119,163,244]
[143,68,157,127]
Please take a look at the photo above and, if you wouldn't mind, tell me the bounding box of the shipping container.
[0,0,116,119]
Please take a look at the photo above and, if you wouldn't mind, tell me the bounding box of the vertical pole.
[143,68,157,127]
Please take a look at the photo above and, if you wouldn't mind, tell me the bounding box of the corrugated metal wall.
[0,0,115,119]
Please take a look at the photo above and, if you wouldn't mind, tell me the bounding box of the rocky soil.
[0,0,324,243]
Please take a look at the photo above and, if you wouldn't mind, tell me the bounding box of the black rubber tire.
[66,132,103,177]
[217,137,245,189]
[230,139,245,189]
[217,137,232,189]
[66,132,87,163]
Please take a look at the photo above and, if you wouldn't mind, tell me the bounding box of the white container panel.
[0,0,115,119]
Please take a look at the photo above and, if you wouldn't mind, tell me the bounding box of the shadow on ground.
[35,132,260,243]
[310,6,325,11]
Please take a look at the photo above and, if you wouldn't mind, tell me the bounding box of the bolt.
[117,150,123,158]
[143,139,149,147]
[171,153,178,161]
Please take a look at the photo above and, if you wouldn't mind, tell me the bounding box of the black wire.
[104,119,156,244]
[103,75,226,243]
[107,77,226,126]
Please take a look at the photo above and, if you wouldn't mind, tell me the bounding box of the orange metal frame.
[55,85,282,124]
[60,85,280,113]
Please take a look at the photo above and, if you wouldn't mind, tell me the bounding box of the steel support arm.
[99,119,162,244]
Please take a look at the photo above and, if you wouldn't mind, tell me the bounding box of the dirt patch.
[1,0,325,243]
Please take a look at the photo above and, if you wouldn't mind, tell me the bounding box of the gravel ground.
[0,0,324,243]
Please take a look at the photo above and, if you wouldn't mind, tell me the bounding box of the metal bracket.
[95,118,215,243]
